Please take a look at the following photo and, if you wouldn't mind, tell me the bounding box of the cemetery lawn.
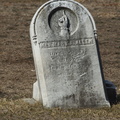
[0,0,120,120]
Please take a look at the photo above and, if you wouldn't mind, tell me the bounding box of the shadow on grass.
[117,94,120,103]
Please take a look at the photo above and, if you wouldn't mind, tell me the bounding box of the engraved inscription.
[39,38,94,48]
[50,49,86,64]
[48,53,91,81]
[48,48,89,74]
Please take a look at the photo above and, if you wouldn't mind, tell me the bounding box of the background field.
[0,0,120,120]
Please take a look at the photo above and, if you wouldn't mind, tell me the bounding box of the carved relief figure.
[58,11,70,38]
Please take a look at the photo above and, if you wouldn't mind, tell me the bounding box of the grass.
[0,98,120,120]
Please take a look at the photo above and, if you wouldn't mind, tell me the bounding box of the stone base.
[33,81,42,102]
[22,98,37,105]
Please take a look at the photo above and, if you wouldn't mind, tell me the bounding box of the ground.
[0,0,120,120]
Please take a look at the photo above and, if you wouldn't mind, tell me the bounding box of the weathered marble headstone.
[30,0,110,108]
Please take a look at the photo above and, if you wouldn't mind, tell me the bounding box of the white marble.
[33,81,42,102]
[30,0,110,108]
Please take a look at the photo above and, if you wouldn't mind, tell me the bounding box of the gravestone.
[30,0,110,108]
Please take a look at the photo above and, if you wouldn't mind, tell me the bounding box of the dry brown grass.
[0,99,120,120]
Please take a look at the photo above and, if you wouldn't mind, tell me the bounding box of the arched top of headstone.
[30,0,97,43]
